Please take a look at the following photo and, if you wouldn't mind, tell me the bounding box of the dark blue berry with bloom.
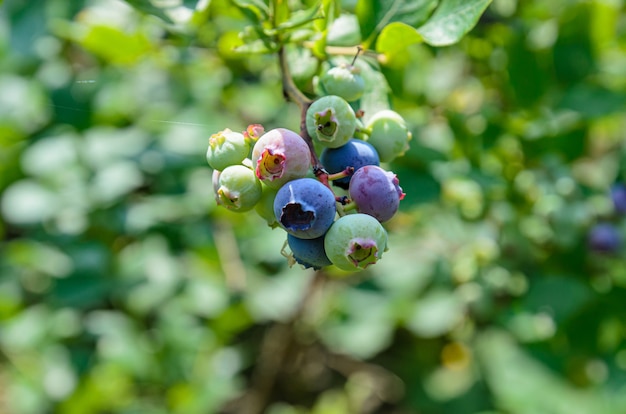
[588,223,621,253]
[611,183,626,214]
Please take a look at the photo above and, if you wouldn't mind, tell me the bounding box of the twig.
[213,220,248,291]
[223,270,327,414]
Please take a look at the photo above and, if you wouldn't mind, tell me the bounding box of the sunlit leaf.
[275,4,323,34]
[376,21,423,67]
[79,25,153,65]
[417,0,492,46]
[356,0,438,47]
[230,0,270,23]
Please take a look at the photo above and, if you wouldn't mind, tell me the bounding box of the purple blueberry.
[611,184,626,214]
[588,223,621,253]
[320,138,380,189]
[273,178,337,239]
[287,234,332,270]
[251,128,312,189]
[348,165,405,222]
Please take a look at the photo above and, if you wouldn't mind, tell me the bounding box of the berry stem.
[350,46,363,66]
[277,46,330,187]
[327,166,354,181]
[278,46,312,109]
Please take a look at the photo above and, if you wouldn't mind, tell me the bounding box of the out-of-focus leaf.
[78,25,153,65]
[553,3,595,85]
[275,4,322,33]
[407,289,464,338]
[326,13,362,46]
[124,0,203,24]
[506,32,548,106]
[558,84,626,119]
[519,275,592,324]
[230,0,270,23]
[417,0,493,46]
[477,330,626,414]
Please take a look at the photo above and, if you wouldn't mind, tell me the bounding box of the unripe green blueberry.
[319,64,365,102]
[216,165,262,212]
[365,110,412,163]
[254,183,279,227]
[206,128,250,171]
[306,95,357,149]
[324,213,388,271]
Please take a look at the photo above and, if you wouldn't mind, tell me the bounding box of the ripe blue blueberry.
[287,234,332,270]
[273,178,337,239]
[320,139,380,189]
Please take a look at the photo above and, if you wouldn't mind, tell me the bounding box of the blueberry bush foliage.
[2,0,626,413]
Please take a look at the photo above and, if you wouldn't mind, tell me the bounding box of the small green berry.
[319,64,365,102]
[365,110,412,163]
[216,165,262,212]
[306,95,357,149]
[206,128,250,171]
[324,213,388,271]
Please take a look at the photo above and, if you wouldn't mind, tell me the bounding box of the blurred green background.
[2,0,626,413]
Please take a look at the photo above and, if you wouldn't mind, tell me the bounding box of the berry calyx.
[244,124,264,142]
[257,149,286,181]
[346,238,379,268]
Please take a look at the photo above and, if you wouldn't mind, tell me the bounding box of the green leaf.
[417,0,492,46]
[477,330,626,414]
[376,22,423,67]
[275,4,322,34]
[326,13,362,47]
[558,84,626,119]
[231,0,270,21]
[374,0,492,63]
[356,0,439,48]
[79,25,153,65]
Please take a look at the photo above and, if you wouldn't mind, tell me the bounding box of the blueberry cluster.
[206,69,411,273]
